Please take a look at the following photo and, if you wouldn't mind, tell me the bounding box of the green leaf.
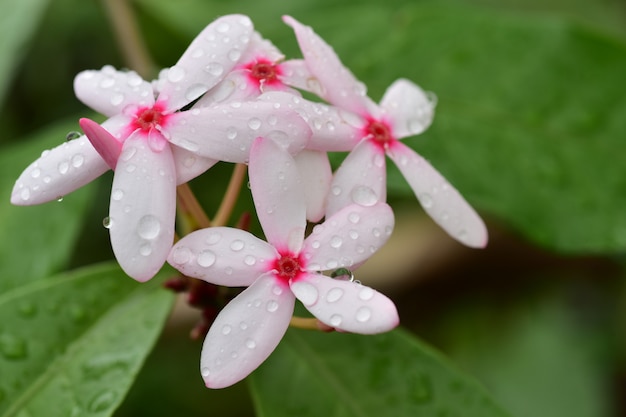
[0,118,99,292]
[0,0,50,106]
[249,328,510,417]
[0,262,175,417]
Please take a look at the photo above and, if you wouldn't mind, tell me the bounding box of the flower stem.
[101,0,155,78]
[177,183,211,232]
[289,317,334,332]
[212,164,247,227]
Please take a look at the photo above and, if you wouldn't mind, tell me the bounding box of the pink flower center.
[363,118,395,150]
[130,102,169,134]
[244,58,282,89]
[272,253,304,285]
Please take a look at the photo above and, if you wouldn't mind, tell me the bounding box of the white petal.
[258,92,360,151]
[11,135,109,205]
[195,70,257,107]
[387,142,488,248]
[74,65,154,117]
[380,79,436,138]
[326,139,387,217]
[171,145,218,184]
[303,202,394,271]
[238,31,284,64]
[249,137,306,253]
[168,227,277,286]
[158,15,254,111]
[293,150,332,223]
[290,274,398,334]
[282,16,377,115]
[108,134,176,281]
[200,273,295,389]
[167,101,311,163]
[278,59,313,92]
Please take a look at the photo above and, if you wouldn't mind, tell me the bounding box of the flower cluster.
[10,14,487,388]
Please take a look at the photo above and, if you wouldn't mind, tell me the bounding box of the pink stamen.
[272,252,304,285]
[130,102,170,134]
[244,58,283,89]
[363,118,396,151]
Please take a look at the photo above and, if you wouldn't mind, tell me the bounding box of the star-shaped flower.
[167,136,398,388]
[284,16,488,248]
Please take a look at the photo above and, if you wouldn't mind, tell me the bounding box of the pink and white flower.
[284,16,488,248]
[167,136,398,388]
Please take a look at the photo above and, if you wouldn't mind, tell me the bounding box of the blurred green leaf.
[0,0,50,106]
[0,118,101,292]
[434,283,615,417]
[0,262,174,417]
[249,328,510,417]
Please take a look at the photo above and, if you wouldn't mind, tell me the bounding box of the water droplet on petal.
[120,146,136,162]
[291,282,319,306]
[359,287,374,301]
[356,307,372,322]
[201,367,211,377]
[330,236,343,249]
[216,21,230,33]
[349,230,359,240]
[204,62,224,76]
[197,250,216,267]
[351,186,378,207]
[171,246,192,264]
[137,215,161,239]
[110,93,124,106]
[103,216,113,229]
[58,161,69,174]
[226,127,238,140]
[420,193,433,208]
[66,131,81,141]
[19,188,30,201]
[139,243,152,256]
[247,118,262,130]
[266,300,279,312]
[326,287,344,303]
[272,285,283,296]
[331,186,342,196]
[230,240,244,251]
[111,189,124,201]
[329,314,342,327]
[245,338,256,349]
[205,232,222,245]
[228,49,241,62]
[244,255,256,266]
[167,66,185,82]
[221,325,232,335]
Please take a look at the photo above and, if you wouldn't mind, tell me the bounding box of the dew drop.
[348,212,360,224]
[226,127,238,140]
[137,215,161,239]
[204,62,224,76]
[351,186,378,206]
[372,228,381,238]
[111,189,124,201]
[167,66,185,82]
[244,255,256,266]
[239,321,248,330]
[205,232,222,245]
[58,161,69,174]
[171,246,192,264]
[230,240,245,251]
[329,314,342,327]
[356,307,372,322]
[420,193,433,208]
[228,49,242,62]
[191,48,205,58]
[30,168,41,178]
[330,236,343,249]
[331,186,342,196]
[326,259,338,269]
[291,282,319,306]
[245,338,256,349]
[99,77,115,88]
[120,146,136,162]
[110,93,124,106]
[66,131,81,141]
[102,216,113,229]
[266,300,279,312]
[139,243,152,256]
[19,188,30,201]
[272,285,283,296]
[197,250,216,267]
[247,117,262,130]
[373,153,385,168]
[216,21,230,33]
[221,325,232,335]
[201,367,211,377]
[326,287,344,303]
[0,333,27,360]
[349,230,359,240]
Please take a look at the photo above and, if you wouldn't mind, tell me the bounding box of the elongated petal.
[283,16,377,116]
[11,135,109,205]
[171,145,218,184]
[387,142,488,248]
[167,101,310,163]
[195,70,257,107]
[158,15,253,111]
[168,227,277,286]
[249,137,306,253]
[326,139,387,217]
[109,133,176,281]
[79,118,123,169]
[258,92,360,151]
[238,31,284,64]
[293,150,332,223]
[380,78,436,138]
[201,273,295,389]
[278,59,313,92]
[74,66,154,117]
[290,273,399,334]
[304,202,394,271]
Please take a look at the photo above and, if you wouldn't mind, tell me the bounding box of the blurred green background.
[1,0,626,416]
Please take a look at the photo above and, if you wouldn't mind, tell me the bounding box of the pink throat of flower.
[131,103,168,133]
[364,118,395,150]
[273,253,304,285]
[245,58,282,87]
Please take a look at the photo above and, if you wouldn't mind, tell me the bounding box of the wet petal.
[291,273,398,334]
[293,150,332,223]
[195,70,257,107]
[108,133,176,282]
[167,101,311,163]
[380,79,436,138]
[171,145,218,184]
[282,15,377,116]
[238,31,284,64]
[278,59,313,92]
[200,273,295,389]
[387,142,488,248]
[249,137,306,253]
[258,92,360,151]
[303,202,394,271]
[158,15,254,111]
[11,135,109,206]
[74,65,154,117]
[326,139,387,217]
[168,227,276,287]
[79,118,123,169]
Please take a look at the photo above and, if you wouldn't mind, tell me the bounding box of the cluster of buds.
[10,14,487,388]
